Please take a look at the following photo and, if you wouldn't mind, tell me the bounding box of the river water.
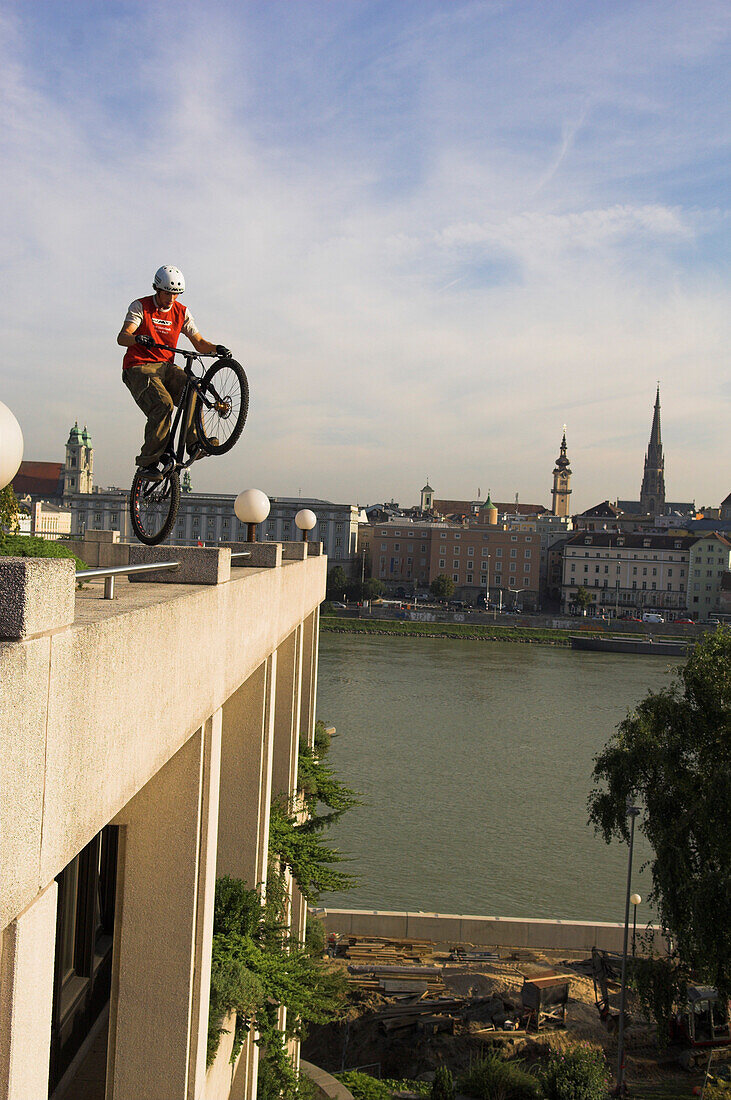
[317,632,678,925]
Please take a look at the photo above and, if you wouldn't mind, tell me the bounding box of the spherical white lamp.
[0,402,24,490]
[295,508,317,542]
[234,489,270,542]
[630,893,641,907]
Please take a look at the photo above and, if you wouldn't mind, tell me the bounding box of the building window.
[466,574,473,583]
[452,560,459,569]
[495,574,502,584]
[467,547,474,556]
[453,573,459,581]
[439,559,445,568]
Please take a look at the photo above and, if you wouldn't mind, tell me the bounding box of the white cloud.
[0,1,729,511]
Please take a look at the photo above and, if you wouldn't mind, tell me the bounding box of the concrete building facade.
[63,490,361,571]
[361,519,541,608]
[0,541,325,1100]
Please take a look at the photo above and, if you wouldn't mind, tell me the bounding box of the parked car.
[642,612,665,623]
[674,618,694,624]
[330,601,347,609]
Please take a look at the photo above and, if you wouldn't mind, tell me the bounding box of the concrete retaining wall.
[320,908,669,954]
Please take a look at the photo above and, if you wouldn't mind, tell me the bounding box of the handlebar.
[152,343,218,359]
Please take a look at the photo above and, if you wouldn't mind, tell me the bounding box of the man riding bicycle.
[117,265,230,481]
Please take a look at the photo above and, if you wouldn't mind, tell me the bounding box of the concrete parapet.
[300,1061,354,1100]
[222,541,282,568]
[280,541,307,560]
[128,545,231,584]
[320,908,669,955]
[0,557,75,640]
[64,530,131,570]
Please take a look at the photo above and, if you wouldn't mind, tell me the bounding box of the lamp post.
[616,803,640,1097]
[295,508,317,542]
[485,552,490,612]
[631,893,641,957]
[234,489,270,542]
[508,587,524,611]
[0,401,24,490]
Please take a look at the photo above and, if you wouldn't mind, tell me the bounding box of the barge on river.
[570,634,690,656]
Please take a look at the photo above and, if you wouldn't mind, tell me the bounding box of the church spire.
[551,426,572,516]
[639,385,665,514]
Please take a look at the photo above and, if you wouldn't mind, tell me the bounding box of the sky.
[1,0,729,511]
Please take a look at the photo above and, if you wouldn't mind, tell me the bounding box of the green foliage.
[208,875,348,1088]
[430,573,455,600]
[0,533,87,570]
[334,1073,430,1100]
[320,616,577,645]
[432,1065,456,1100]
[0,485,20,542]
[588,629,731,998]
[574,586,593,611]
[327,565,348,598]
[458,1054,539,1100]
[297,739,362,830]
[320,600,335,615]
[268,801,356,902]
[313,719,332,757]
[540,1045,610,1100]
[362,576,384,599]
[629,953,688,1051]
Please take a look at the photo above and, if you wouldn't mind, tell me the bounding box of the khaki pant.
[123,362,198,466]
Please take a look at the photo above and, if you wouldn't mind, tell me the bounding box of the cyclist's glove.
[216,345,232,359]
[136,334,155,348]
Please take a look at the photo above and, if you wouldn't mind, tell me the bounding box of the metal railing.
[76,551,251,600]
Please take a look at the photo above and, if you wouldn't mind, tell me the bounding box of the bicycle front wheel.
[195,359,249,455]
[130,467,180,545]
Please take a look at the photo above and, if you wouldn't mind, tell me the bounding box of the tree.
[362,576,383,600]
[574,586,593,613]
[326,565,348,599]
[0,485,19,544]
[430,574,455,601]
[588,628,731,997]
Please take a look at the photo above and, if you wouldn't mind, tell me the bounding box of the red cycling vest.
[123,296,187,369]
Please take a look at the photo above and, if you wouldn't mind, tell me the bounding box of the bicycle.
[129,346,249,545]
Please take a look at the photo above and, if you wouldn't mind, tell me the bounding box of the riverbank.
[321,616,580,646]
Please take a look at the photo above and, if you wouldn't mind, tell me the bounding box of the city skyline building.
[639,386,665,514]
[551,428,572,517]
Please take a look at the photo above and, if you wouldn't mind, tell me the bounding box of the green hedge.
[0,535,87,571]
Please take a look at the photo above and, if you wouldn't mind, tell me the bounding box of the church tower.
[63,422,94,495]
[639,386,665,515]
[551,428,572,517]
[420,480,434,511]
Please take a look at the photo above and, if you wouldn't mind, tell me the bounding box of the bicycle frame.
[158,349,219,472]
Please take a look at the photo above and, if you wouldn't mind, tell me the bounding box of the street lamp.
[484,552,490,612]
[234,489,270,542]
[295,508,317,542]
[508,587,524,611]
[631,893,641,957]
[616,803,640,1097]
[0,402,24,490]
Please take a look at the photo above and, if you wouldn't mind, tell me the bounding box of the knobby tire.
[130,467,181,545]
[194,358,249,455]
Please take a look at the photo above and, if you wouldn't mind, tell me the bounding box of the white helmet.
[153,265,185,294]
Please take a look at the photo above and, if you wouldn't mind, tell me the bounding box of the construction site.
[302,932,731,1095]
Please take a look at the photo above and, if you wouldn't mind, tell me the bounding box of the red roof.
[12,461,64,498]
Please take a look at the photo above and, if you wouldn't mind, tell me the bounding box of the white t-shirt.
[124,300,199,340]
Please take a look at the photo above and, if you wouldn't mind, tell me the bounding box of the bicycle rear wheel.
[130,467,180,545]
[195,359,249,455]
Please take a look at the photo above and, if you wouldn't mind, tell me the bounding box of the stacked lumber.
[346,963,446,995]
[373,997,465,1035]
[339,935,435,966]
